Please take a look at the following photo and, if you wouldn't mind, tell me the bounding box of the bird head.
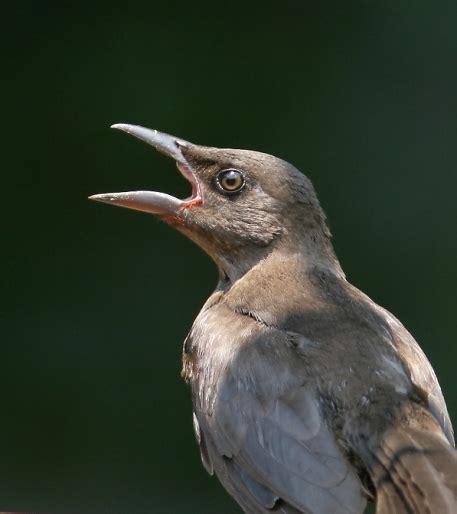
[90,124,336,281]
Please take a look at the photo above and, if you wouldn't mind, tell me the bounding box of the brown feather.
[371,406,457,513]
[97,127,457,513]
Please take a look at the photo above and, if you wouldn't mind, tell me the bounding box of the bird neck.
[216,227,345,287]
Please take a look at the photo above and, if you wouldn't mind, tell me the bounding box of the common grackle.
[90,124,457,514]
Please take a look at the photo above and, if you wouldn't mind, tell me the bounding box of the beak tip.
[88,193,112,203]
[109,123,163,144]
[111,123,131,132]
[110,123,159,135]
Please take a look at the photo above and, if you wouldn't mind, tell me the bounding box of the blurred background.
[2,1,457,512]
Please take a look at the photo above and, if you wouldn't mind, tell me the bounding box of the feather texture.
[183,261,456,514]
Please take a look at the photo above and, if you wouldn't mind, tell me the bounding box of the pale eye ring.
[216,169,245,194]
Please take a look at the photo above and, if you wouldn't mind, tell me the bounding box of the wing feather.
[200,378,366,514]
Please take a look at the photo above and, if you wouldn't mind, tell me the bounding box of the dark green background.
[2,1,456,513]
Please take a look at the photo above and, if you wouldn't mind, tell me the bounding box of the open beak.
[89,124,202,216]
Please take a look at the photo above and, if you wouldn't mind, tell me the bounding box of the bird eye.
[216,169,245,194]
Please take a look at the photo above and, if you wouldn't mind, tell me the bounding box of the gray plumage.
[91,125,457,514]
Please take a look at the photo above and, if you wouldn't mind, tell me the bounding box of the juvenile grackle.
[90,125,457,514]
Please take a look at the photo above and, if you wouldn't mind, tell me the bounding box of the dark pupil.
[222,171,241,190]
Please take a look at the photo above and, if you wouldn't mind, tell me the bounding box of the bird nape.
[90,124,457,514]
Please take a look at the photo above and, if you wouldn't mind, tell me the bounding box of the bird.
[90,124,457,514]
